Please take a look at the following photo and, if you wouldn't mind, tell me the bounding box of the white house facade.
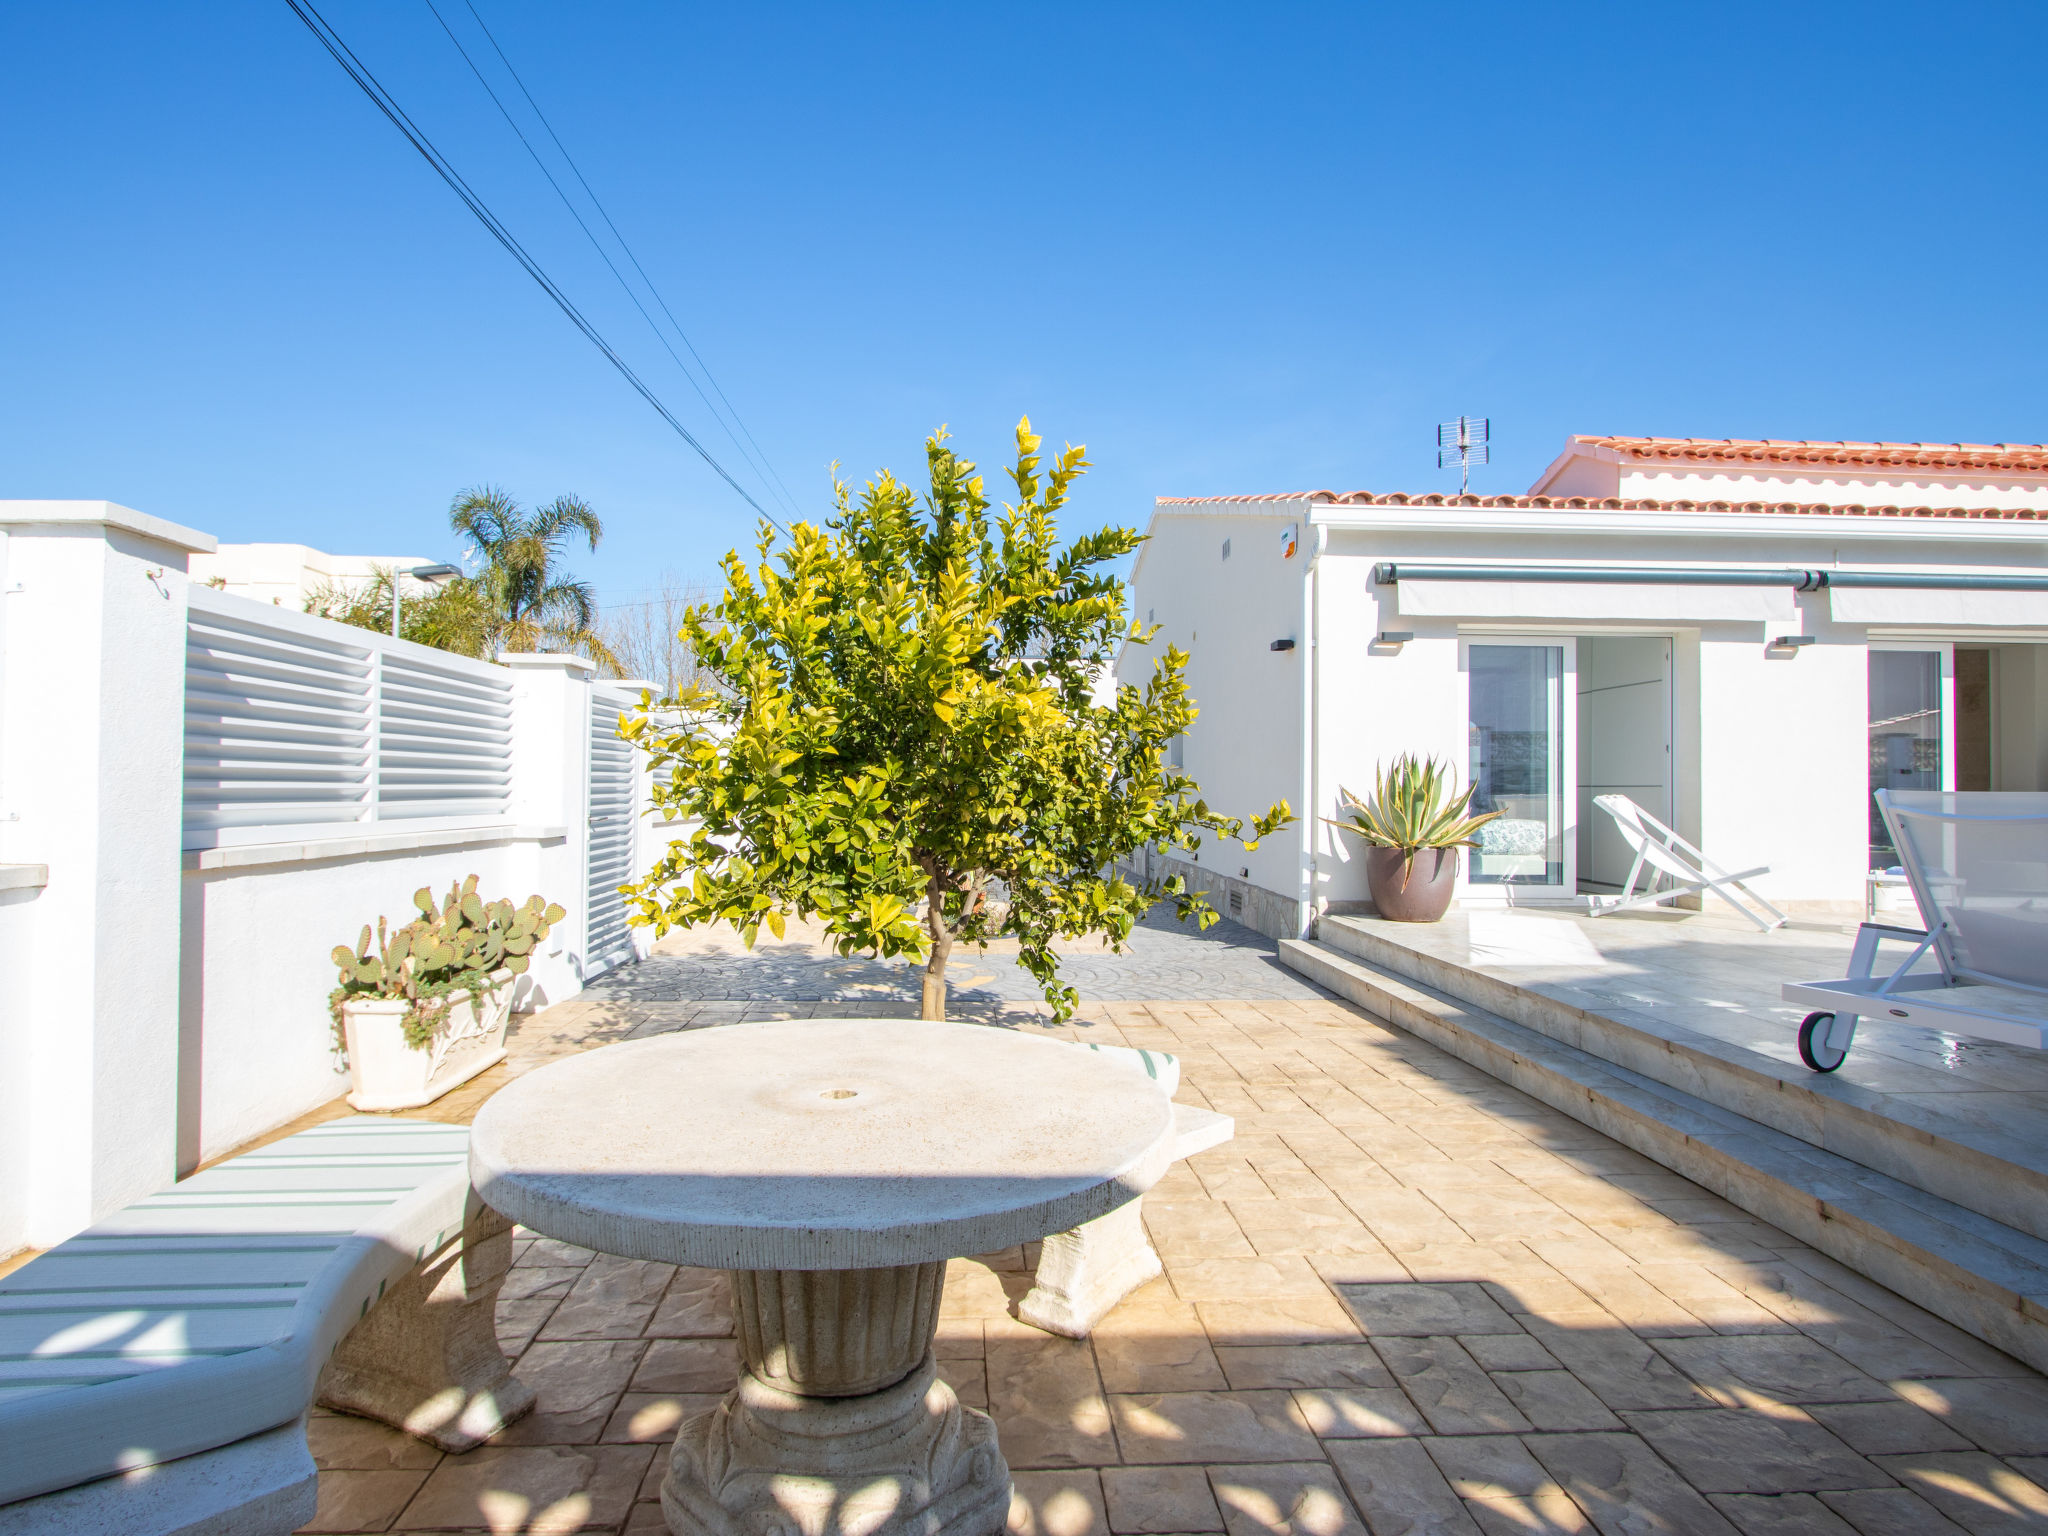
[189,541,453,608]
[1120,436,2048,938]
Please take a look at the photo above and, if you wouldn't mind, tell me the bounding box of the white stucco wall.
[1624,466,2048,511]
[1694,601,1867,902]
[0,882,41,1252]
[188,542,439,608]
[1530,442,2048,511]
[177,833,578,1169]
[1121,509,1308,918]
[1311,540,1466,915]
[0,504,212,1254]
[1534,454,1625,499]
[0,524,27,1255]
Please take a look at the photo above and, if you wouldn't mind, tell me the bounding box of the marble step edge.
[1277,936,2048,1376]
[1313,912,2048,1248]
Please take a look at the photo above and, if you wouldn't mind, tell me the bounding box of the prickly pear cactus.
[330,875,568,1058]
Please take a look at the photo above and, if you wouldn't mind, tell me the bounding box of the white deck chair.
[1586,794,1787,932]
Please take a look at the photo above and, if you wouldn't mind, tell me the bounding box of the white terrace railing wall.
[0,502,661,1261]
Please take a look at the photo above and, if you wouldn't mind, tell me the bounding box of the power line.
[600,595,717,613]
[421,0,805,526]
[283,0,790,537]
[456,0,807,525]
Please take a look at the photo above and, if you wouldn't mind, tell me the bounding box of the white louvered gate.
[183,588,512,849]
[584,685,639,975]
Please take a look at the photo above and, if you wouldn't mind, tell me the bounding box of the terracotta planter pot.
[1365,846,1460,923]
[342,969,515,1112]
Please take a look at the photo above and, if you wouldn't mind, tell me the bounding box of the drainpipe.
[1298,522,1327,938]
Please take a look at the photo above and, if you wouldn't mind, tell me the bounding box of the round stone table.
[469,1019,1179,1536]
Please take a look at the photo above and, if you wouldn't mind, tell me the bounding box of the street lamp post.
[394,562,463,639]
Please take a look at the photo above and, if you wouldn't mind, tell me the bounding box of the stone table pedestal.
[470,1020,1178,1536]
[668,1264,1004,1536]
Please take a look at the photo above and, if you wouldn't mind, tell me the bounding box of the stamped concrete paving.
[302,928,2048,1535]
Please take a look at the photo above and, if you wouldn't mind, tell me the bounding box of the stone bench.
[1018,1043,1234,1337]
[0,1117,530,1534]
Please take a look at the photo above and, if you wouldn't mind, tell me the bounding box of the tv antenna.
[1437,416,1490,493]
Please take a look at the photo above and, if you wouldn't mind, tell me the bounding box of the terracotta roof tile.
[1570,436,2048,472]
[1152,491,2048,520]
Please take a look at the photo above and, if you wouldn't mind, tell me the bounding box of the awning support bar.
[1370,563,2048,593]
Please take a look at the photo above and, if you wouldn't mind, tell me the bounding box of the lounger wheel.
[1798,1011,1851,1072]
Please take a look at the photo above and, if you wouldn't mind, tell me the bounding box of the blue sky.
[5,2,2044,603]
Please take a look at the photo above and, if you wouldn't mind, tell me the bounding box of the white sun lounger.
[1784,790,2048,1071]
[1585,794,1787,932]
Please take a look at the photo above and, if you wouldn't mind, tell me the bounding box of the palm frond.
[533,494,602,554]
[534,577,598,632]
[449,486,518,557]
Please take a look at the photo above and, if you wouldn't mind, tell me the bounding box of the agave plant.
[1327,754,1503,889]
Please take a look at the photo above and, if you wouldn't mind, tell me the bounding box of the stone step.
[1314,912,2048,1248]
[1278,935,2048,1374]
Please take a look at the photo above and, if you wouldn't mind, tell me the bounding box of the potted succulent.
[1328,755,1502,923]
[330,876,566,1111]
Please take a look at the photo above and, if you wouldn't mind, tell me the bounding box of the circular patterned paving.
[583,906,1334,1006]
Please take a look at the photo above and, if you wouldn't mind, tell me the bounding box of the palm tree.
[449,486,618,668]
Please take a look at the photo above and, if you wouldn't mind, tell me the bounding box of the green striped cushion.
[0,1117,471,1504]
[1073,1042,1181,1097]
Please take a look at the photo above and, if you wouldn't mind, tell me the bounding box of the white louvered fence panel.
[584,686,639,973]
[184,597,375,840]
[377,649,513,821]
[183,589,512,849]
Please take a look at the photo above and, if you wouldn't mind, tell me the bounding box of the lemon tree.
[622,418,1290,1021]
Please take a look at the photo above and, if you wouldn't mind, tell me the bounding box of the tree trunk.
[921,868,952,1021]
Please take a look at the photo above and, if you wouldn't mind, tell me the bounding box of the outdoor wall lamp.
[1373,631,1413,648]
[1766,634,1816,655]
[1270,638,1297,651]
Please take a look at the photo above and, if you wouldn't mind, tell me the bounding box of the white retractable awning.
[1829,587,2048,626]
[1394,580,1796,622]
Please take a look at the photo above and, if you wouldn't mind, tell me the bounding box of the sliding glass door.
[1868,645,1952,869]
[1465,640,1572,890]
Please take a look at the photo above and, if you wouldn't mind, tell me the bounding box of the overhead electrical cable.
[283,0,789,536]
[421,0,803,525]
[452,0,807,525]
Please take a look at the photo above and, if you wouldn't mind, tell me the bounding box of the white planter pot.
[342,970,515,1112]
